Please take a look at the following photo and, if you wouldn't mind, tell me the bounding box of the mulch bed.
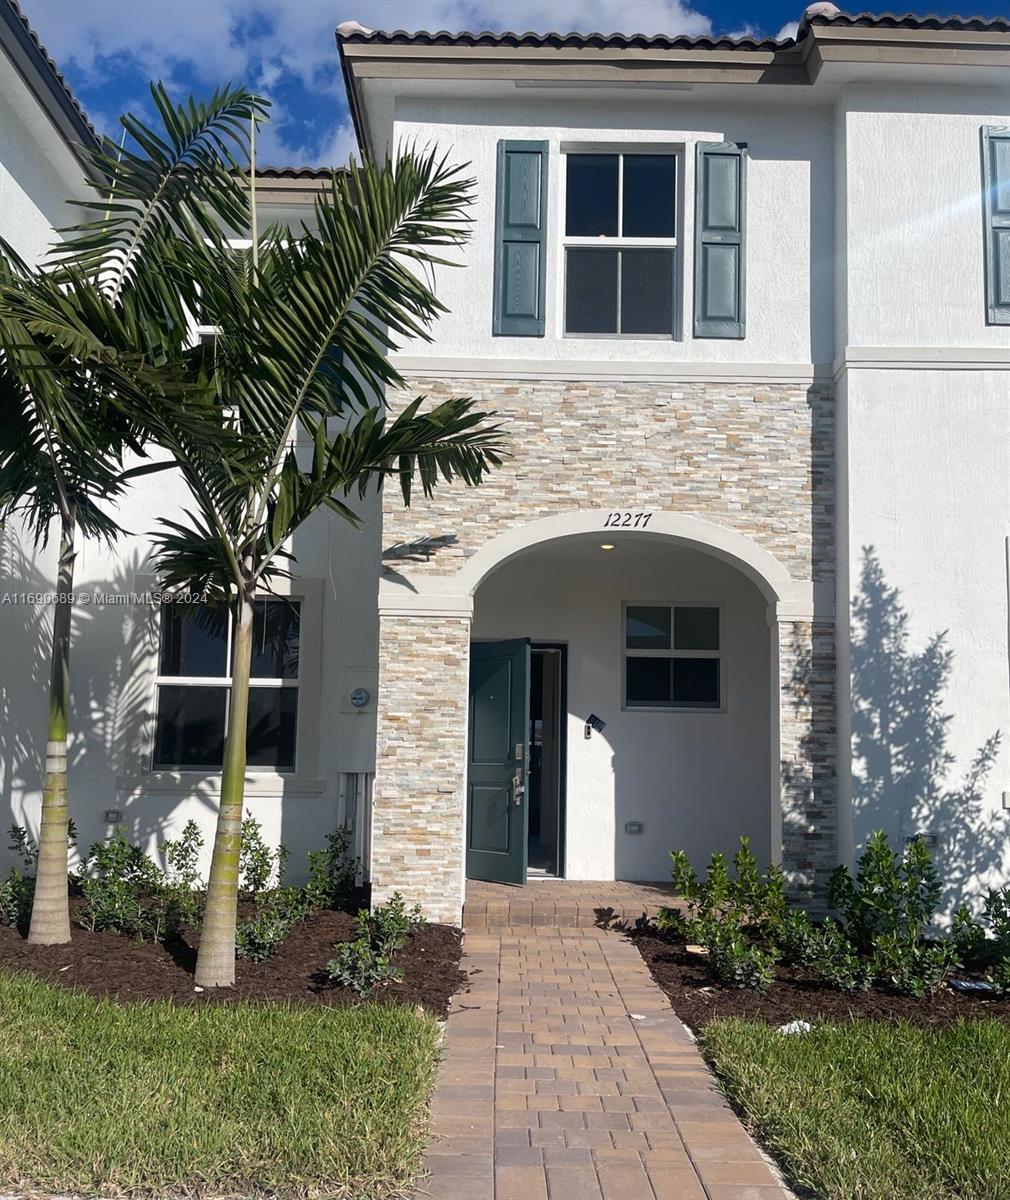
[0,898,466,1017]
[630,928,1010,1033]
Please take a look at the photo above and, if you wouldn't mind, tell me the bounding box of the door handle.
[512,769,525,806]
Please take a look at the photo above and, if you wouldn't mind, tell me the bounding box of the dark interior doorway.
[528,645,566,876]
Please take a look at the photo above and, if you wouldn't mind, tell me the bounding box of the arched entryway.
[371,510,835,924]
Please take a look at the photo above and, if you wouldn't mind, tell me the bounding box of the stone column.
[370,607,471,924]
[777,617,838,906]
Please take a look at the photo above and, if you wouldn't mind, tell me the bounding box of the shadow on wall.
[0,537,218,871]
[851,547,1005,911]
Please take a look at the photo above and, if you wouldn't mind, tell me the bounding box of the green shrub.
[79,829,168,940]
[0,823,55,932]
[871,935,958,998]
[238,817,288,898]
[951,902,988,965]
[777,909,821,968]
[235,905,294,962]
[703,920,778,991]
[235,885,315,961]
[990,956,1010,997]
[305,826,358,909]
[327,937,398,996]
[983,887,1010,952]
[828,831,941,953]
[326,893,423,997]
[664,838,787,943]
[159,820,204,930]
[809,920,874,993]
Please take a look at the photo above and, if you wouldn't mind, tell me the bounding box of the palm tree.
[149,150,505,988]
[0,84,266,944]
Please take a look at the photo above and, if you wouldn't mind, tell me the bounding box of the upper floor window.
[563,152,678,337]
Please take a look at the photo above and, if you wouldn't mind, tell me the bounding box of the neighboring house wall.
[835,84,1010,913]
[0,58,80,262]
[0,149,386,878]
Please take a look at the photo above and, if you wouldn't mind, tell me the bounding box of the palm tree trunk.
[194,580,254,988]
[28,508,75,945]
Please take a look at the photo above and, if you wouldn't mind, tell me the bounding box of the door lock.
[512,769,525,806]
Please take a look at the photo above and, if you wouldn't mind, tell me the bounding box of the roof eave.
[0,0,100,165]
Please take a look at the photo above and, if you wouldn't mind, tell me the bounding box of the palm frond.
[53,83,267,309]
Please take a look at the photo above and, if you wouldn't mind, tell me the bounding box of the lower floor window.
[624,603,721,709]
[153,598,300,770]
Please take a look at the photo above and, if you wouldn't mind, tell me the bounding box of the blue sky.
[20,0,1010,167]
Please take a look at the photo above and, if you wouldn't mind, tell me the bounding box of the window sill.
[621,705,726,715]
[116,773,326,797]
[563,332,680,342]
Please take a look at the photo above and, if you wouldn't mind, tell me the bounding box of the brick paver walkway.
[413,927,792,1200]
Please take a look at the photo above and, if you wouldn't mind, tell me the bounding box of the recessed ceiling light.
[600,543,615,551]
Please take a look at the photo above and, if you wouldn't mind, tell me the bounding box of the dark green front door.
[466,639,530,884]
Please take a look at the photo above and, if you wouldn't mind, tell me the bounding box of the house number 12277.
[603,511,653,528]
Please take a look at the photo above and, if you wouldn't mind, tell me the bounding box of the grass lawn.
[701,1017,1010,1200]
[0,970,442,1198]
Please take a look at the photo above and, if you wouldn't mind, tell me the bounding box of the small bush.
[79,829,169,941]
[326,893,422,997]
[704,920,778,991]
[305,826,358,909]
[872,935,958,998]
[809,920,874,993]
[235,905,294,962]
[777,909,821,969]
[990,956,1010,997]
[235,885,314,961]
[951,902,988,965]
[238,817,287,898]
[327,938,399,996]
[828,831,941,953]
[664,838,786,943]
[0,823,52,932]
[983,887,1010,952]
[160,820,204,930]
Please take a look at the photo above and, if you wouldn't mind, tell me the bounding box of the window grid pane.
[624,605,721,709]
[565,154,619,236]
[622,155,676,237]
[155,599,300,771]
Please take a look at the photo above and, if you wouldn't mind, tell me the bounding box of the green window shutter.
[982,126,1010,326]
[493,140,548,337]
[694,141,747,339]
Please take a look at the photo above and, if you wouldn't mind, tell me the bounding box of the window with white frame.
[624,604,720,709]
[564,151,678,336]
[153,597,300,770]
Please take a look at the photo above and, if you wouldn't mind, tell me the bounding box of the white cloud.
[18,0,716,164]
[776,20,800,39]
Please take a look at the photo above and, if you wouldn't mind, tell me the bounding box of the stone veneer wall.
[779,619,838,903]
[370,614,470,923]
[383,377,834,587]
[372,375,837,919]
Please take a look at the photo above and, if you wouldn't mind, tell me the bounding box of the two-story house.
[2,2,1008,925]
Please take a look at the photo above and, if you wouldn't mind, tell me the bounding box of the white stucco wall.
[470,537,772,881]
[0,67,82,262]
[388,92,835,368]
[839,84,1010,350]
[840,366,1010,910]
